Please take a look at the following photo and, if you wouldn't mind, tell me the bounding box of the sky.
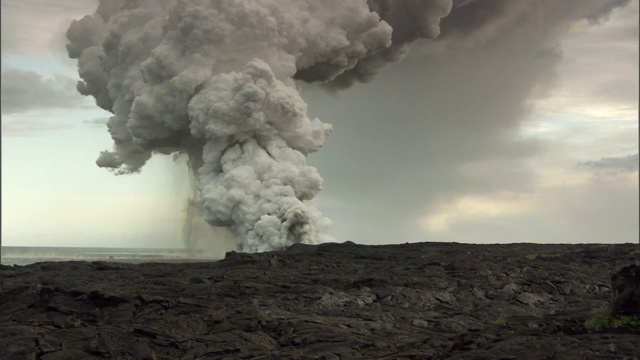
[1,0,638,251]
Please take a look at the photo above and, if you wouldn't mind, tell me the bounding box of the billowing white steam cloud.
[67,0,630,252]
[66,0,451,252]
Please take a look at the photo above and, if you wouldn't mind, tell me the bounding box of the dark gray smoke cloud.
[67,0,630,252]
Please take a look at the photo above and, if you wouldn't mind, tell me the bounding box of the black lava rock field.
[1,241,639,359]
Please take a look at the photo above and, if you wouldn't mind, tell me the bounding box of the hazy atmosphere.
[2,0,638,250]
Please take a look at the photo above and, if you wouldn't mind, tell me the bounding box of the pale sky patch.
[83,117,110,127]
[419,192,539,233]
[0,0,98,58]
[530,1,638,122]
[1,118,74,136]
[418,169,638,244]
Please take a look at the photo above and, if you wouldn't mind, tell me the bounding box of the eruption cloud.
[66,0,450,252]
[66,0,630,251]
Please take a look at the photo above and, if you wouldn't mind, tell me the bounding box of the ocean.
[0,246,224,266]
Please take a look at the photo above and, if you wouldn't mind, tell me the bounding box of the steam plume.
[67,0,629,252]
[66,0,436,252]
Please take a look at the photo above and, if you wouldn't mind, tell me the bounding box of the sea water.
[0,246,223,266]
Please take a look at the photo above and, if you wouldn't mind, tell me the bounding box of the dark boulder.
[610,264,640,317]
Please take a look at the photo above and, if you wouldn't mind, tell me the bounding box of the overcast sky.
[1,0,638,251]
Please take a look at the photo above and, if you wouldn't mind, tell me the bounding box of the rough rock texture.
[1,242,639,359]
[610,264,640,317]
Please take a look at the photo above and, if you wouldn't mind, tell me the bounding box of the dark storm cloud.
[1,68,84,114]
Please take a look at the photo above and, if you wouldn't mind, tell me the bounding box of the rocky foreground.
[1,242,639,360]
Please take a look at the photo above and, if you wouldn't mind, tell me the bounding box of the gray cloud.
[1,68,85,114]
[1,118,73,136]
[312,0,453,89]
[3,0,630,248]
[83,117,109,127]
[579,154,639,172]
[427,172,639,244]
[304,0,634,244]
[66,0,411,251]
[526,0,639,122]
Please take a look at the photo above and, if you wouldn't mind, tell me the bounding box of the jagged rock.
[1,242,639,358]
[610,264,640,317]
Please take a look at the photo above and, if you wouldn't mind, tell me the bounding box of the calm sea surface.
[0,246,223,266]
